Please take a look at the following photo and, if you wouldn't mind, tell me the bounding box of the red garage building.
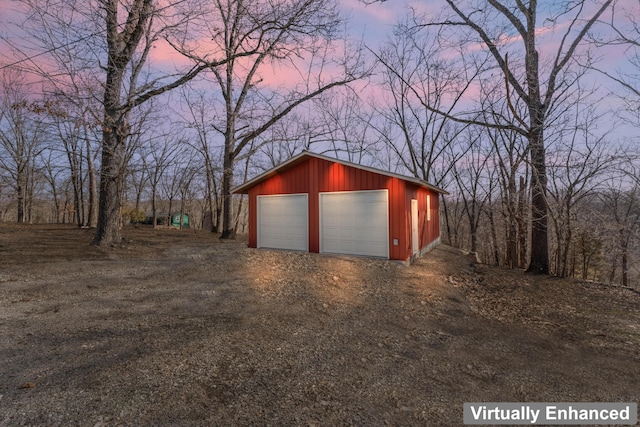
[232,151,447,262]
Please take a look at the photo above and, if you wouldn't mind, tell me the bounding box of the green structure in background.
[141,212,190,227]
[171,214,189,229]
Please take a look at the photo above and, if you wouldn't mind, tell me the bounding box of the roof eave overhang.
[231,151,449,195]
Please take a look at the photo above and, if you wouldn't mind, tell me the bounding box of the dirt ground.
[0,224,638,426]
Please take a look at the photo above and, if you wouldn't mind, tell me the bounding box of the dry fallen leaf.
[19,382,36,389]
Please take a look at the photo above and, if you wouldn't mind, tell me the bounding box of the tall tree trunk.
[17,176,25,223]
[92,0,151,245]
[212,169,222,233]
[151,189,158,229]
[167,197,174,227]
[215,204,222,234]
[441,196,452,245]
[234,194,244,231]
[506,223,517,268]
[205,165,215,232]
[51,185,60,223]
[607,255,617,284]
[71,162,82,227]
[86,134,98,228]
[220,147,236,239]
[560,224,572,278]
[524,25,550,274]
[504,178,518,268]
[26,163,36,224]
[93,126,127,244]
[79,155,86,227]
[470,218,478,254]
[527,124,549,274]
[620,229,629,287]
[179,198,185,230]
[488,207,500,266]
[93,50,128,244]
[517,176,528,269]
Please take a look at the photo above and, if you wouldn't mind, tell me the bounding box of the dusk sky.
[0,1,634,80]
[0,0,400,66]
[2,0,632,75]
[0,0,637,146]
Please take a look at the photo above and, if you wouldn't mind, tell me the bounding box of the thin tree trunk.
[517,176,528,269]
[608,254,617,284]
[79,148,85,227]
[179,204,185,230]
[560,226,572,278]
[86,135,98,228]
[621,229,629,287]
[167,197,174,228]
[52,188,60,223]
[17,175,25,223]
[488,206,500,266]
[151,190,158,228]
[205,166,215,232]
[71,164,82,227]
[215,204,222,234]
[441,196,452,245]
[220,146,236,239]
[234,194,244,231]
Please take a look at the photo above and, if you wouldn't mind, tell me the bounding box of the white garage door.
[320,190,389,258]
[257,194,308,251]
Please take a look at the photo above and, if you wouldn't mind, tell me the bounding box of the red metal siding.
[247,160,311,248]
[429,190,440,244]
[389,177,406,260]
[401,184,441,258]
[415,186,441,252]
[404,186,418,258]
[246,156,439,261]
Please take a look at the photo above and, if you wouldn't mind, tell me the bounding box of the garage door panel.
[258,194,308,251]
[320,190,389,258]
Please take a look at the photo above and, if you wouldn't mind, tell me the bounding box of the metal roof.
[231,151,448,195]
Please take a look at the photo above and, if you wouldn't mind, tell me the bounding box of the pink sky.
[144,1,400,93]
[1,0,636,114]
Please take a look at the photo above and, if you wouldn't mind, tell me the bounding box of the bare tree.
[597,166,640,288]
[176,87,226,232]
[40,148,65,223]
[258,112,322,168]
[140,132,180,229]
[574,225,603,280]
[471,69,532,268]
[7,0,252,245]
[313,88,378,164]
[589,2,640,117]
[174,0,369,239]
[546,98,619,277]
[371,15,476,183]
[156,146,199,228]
[40,98,88,226]
[255,88,378,167]
[0,68,47,223]
[449,128,493,255]
[94,0,195,244]
[375,0,614,274]
[175,151,200,230]
[486,122,529,268]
